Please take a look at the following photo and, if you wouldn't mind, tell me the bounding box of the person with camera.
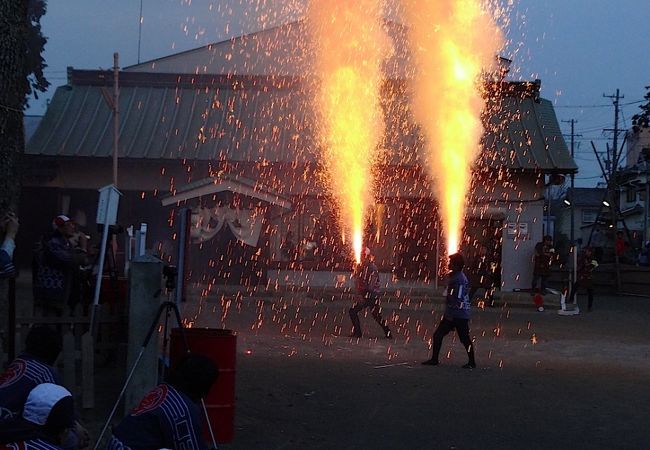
[33,215,94,317]
[0,211,19,279]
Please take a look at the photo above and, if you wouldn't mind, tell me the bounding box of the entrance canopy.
[160,173,292,209]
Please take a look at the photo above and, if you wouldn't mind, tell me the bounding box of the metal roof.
[27,71,576,173]
[566,187,608,207]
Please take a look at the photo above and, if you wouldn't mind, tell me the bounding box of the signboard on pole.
[96,185,122,226]
[90,184,123,336]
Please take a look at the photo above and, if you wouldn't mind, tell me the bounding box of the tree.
[0,0,49,212]
[631,85,650,133]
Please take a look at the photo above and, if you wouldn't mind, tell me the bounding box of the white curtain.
[190,206,263,247]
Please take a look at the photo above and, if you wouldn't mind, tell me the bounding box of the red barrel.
[170,328,236,443]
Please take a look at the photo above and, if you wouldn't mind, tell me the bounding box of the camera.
[163,265,178,289]
[97,224,124,236]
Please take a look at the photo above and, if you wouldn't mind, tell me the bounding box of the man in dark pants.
[531,235,554,294]
[567,246,597,311]
[422,253,476,369]
[349,248,392,339]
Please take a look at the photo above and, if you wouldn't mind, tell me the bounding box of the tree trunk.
[0,0,28,212]
[0,0,28,364]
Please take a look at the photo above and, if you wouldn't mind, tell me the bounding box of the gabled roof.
[26,70,576,173]
[160,173,291,208]
[124,20,412,79]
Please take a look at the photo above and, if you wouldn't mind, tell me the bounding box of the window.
[626,189,637,203]
[581,209,599,224]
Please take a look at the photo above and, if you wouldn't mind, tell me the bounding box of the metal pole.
[113,53,119,187]
[7,278,16,361]
[569,120,576,287]
[569,120,575,247]
[175,208,191,304]
[643,165,650,246]
[544,184,551,236]
[90,221,111,337]
[137,0,143,64]
[434,224,439,290]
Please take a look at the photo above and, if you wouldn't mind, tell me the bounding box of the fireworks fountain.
[307,0,390,263]
[403,0,505,255]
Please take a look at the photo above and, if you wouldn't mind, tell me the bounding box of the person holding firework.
[422,253,476,369]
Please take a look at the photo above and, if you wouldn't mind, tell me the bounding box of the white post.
[113,53,119,187]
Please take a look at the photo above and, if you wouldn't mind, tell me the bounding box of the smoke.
[308,0,391,262]
[403,0,504,254]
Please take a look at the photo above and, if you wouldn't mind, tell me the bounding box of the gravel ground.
[81,288,650,450]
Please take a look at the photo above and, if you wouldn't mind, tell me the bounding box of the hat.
[52,215,72,229]
[23,383,74,430]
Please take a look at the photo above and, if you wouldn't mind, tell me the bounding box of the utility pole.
[562,119,581,289]
[603,89,624,242]
[562,119,581,244]
[138,0,143,64]
[604,89,624,171]
[603,90,625,233]
[602,89,633,291]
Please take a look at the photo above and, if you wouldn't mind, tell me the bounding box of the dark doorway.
[395,200,439,282]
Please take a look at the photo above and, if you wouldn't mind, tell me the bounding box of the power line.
[554,99,642,109]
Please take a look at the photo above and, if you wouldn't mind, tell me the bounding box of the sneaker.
[421,359,439,366]
[462,362,476,369]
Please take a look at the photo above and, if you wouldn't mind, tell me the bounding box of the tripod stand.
[93,270,217,449]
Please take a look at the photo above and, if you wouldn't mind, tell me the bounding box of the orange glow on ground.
[404,0,504,255]
[308,1,389,263]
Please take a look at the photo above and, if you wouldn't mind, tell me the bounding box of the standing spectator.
[0,212,19,278]
[33,215,90,317]
[422,253,476,368]
[567,247,598,311]
[0,383,83,449]
[638,241,650,266]
[531,235,555,295]
[0,212,19,360]
[468,244,497,307]
[348,248,392,339]
[107,354,218,450]
[614,231,628,263]
[590,227,605,262]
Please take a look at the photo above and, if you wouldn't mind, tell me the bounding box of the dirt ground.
[83,289,650,450]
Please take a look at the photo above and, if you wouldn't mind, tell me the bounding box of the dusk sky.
[29,0,650,188]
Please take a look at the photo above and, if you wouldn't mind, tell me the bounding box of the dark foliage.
[631,85,650,133]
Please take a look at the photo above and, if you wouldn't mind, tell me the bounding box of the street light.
[563,199,571,206]
[603,200,610,207]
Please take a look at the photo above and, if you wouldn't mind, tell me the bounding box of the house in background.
[22,21,576,291]
[557,187,608,256]
[618,128,650,245]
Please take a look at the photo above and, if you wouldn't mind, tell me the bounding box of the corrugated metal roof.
[567,187,608,207]
[27,71,576,172]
